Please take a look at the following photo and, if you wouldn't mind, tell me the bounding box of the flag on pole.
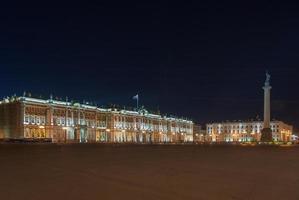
[132,94,139,109]
[132,94,138,100]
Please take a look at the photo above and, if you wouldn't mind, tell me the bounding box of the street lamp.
[106,129,111,142]
[62,127,68,143]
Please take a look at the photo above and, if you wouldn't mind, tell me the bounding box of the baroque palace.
[0,96,193,143]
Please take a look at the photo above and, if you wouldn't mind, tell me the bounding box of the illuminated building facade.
[0,96,193,143]
[206,120,293,142]
[193,124,206,143]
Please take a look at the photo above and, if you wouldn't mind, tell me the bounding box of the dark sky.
[1,1,299,129]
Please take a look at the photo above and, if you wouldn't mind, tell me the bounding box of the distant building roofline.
[1,95,193,123]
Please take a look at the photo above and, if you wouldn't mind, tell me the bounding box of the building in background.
[206,120,292,142]
[193,124,206,143]
[0,96,193,143]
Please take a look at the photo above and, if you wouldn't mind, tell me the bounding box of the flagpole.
[133,94,139,110]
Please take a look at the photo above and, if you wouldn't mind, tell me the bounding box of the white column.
[263,85,271,129]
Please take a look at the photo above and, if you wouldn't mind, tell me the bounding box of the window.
[25,115,29,123]
[36,117,40,124]
[41,117,45,125]
[80,119,84,125]
[30,116,35,124]
[41,130,45,138]
[67,119,70,126]
[25,128,30,138]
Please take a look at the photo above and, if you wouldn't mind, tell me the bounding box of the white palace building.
[0,96,193,143]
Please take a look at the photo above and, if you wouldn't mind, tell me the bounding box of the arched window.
[25,128,30,138]
[40,128,45,138]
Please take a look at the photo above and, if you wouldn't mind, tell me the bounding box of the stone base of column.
[260,128,273,142]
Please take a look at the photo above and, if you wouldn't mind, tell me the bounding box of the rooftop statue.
[265,71,271,86]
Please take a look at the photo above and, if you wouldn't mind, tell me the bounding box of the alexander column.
[260,71,273,142]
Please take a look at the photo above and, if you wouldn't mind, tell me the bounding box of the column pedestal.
[261,128,272,142]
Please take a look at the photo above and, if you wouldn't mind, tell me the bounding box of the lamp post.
[106,129,110,143]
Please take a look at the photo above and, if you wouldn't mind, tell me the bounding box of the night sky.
[1,2,299,129]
